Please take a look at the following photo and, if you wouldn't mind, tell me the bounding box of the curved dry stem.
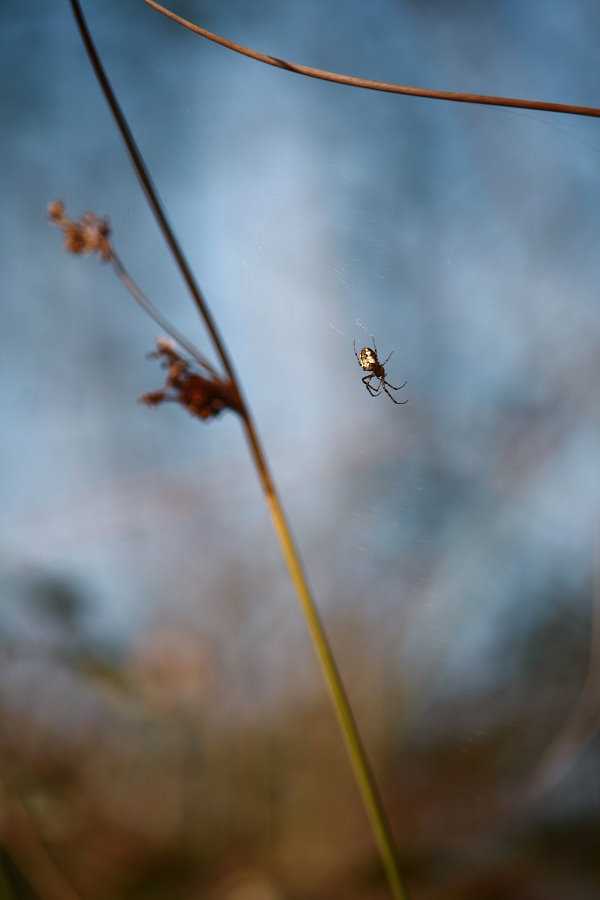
[111,252,220,379]
[67,1,409,896]
[524,540,600,800]
[144,0,600,119]
[0,778,83,900]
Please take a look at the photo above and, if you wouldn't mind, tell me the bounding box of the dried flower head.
[47,199,112,262]
[140,338,242,421]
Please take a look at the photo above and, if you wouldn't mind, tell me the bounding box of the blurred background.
[1,1,599,897]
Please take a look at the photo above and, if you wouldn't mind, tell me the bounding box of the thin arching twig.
[144,0,600,119]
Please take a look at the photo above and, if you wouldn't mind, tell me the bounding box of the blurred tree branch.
[525,543,600,799]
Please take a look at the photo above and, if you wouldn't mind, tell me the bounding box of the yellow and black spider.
[354,337,408,404]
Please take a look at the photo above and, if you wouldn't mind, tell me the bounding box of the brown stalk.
[66,2,409,897]
[144,0,600,119]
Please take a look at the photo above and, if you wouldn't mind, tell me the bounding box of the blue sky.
[1,0,599,725]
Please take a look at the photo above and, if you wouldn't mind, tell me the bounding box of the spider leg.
[382,350,393,366]
[382,382,409,404]
[383,379,408,392]
[363,374,382,395]
[353,339,362,367]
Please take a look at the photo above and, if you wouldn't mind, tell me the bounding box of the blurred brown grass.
[2,595,598,899]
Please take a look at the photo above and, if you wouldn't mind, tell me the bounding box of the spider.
[354,337,408,404]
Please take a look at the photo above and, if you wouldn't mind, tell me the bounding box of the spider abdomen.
[359,347,378,371]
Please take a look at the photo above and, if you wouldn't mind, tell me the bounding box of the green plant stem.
[68,2,409,896]
[261,483,408,899]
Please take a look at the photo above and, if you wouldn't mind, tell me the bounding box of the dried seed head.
[47,199,112,262]
[140,338,242,422]
[47,199,66,223]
